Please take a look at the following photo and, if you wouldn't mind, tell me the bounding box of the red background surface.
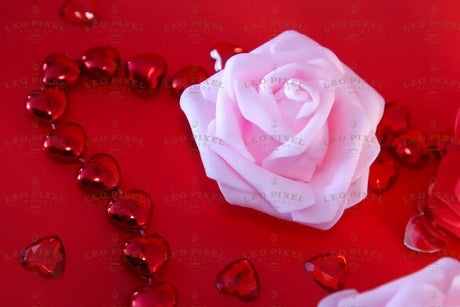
[1,0,460,306]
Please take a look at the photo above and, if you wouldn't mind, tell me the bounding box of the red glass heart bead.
[126,53,167,97]
[169,66,208,98]
[376,100,410,146]
[368,149,398,194]
[76,153,121,194]
[210,43,245,72]
[81,46,120,79]
[25,88,68,124]
[20,236,65,278]
[215,258,260,301]
[42,123,86,163]
[60,0,97,26]
[107,190,153,232]
[42,53,81,88]
[122,234,170,279]
[129,283,177,307]
[305,254,349,291]
[391,129,429,167]
[404,212,447,253]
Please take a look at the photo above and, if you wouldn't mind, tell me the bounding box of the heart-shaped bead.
[25,88,68,124]
[42,53,81,88]
[210,43,245,72]
[75,153,120,194]
[21,235,65,278]
[60,0,97,26]
[122,234,170,279]
[391,129,428,167]
[368,149,398,194]
[404,212,447,253]
[169,66,208,98]
[305,254,349,291]
[107,190,153,232]
[215,258,260,301]
[126,53,167,97]
[42,123,86,163]
[81,46,120,79]
[129,283,177,307]
[376,100,410,146]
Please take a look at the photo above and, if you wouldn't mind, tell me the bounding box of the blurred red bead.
[81,46,120,79]
[42,122,86,163]
[376,100,410,146]
[60,0,97,26]
[126,53,167,97]
[42,53,81,88]
[305,254,349,291]
[129,283,177,307]
[368,149,398,194]
[25,88,68,124]
[210,43,245,72]
[216,258,260,301]
[169,66,208,98]
[21,236,65,278]
[391,129,428,167]
[76,153,121,193]
[122,234,170,279]
[107,190,153,232]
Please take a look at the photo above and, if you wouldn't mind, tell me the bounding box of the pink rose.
[319,257,460,306]
[180,30,384,229]
[430,108,460,238]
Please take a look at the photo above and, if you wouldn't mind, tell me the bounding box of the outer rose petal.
[319,258,460,307]
[180,30,384,229]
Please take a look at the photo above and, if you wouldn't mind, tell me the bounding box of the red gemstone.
[210,43,245,72]
[404,212,447,253]
[368,149,398,194]
[215,258,260,301]
[391,129,428,167]
[376,100,410,146]
[25,88,68,124]
[129,283,177,307]
[169,66,208,98]
[75,153,120,193]
[126,53,167,97]
[81,46,120,79]
[107,190,153,232]
[60,0,97,26]
[42,53,81,88]
[122,234,170,279]
[42,123,86,163]
[305,254,349,291]
[21,236,65,278]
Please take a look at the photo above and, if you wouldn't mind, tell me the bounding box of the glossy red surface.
[107,190,153,232]
[1,1,460,306]
[20,236,65,278]
[129,283,177,307]
[215,258,260,301]
[25,88,68,124]
[41,122,86,163]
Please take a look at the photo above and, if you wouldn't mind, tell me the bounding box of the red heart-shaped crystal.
[368,149,398,194]
[210,43,245,72]
[126,53,167,97]
[122,234,170,279]
[42,122,86,163]
[25,88,68,124]
[129,283,177,307]
[75,153,120,193]
[215,258,260,301]
[107,190,153,232]
[169,66,208,98]
[42,53,81,88]
[21,235,65,278]
[376,100,410,146]
[305,254,349,291]
[60,0,97,26]
[391,129,428,167]
[81,46,120,79]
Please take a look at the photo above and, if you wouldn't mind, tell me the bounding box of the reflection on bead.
[81,46,120,79]
[60,0,97,26]
[129,283,177,307]
[75,153,121,193]
[42,122,86,163]
[21,236,65,278]
[216,258,260,301]
[169,66,208,98]
[107,190,153,232]
[126,53,167,97]
[25,88,68,124]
